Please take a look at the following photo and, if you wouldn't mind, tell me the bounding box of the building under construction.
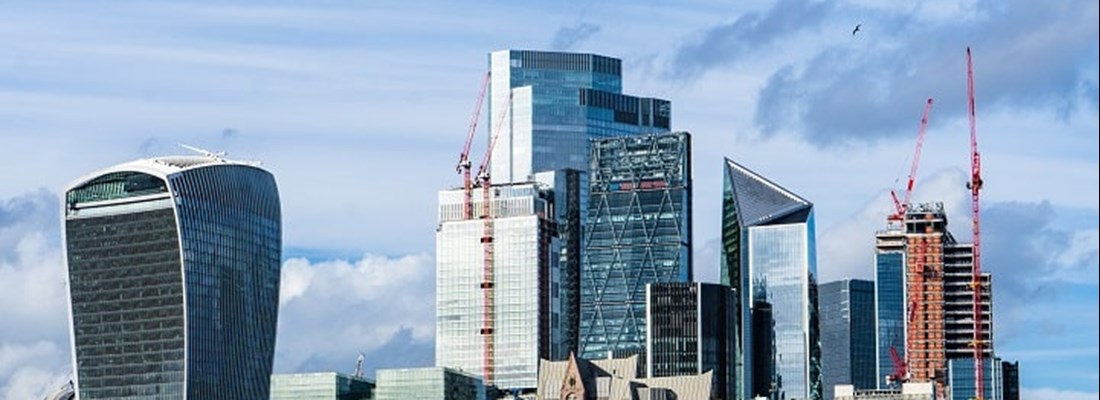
[435,181,564,392]
[874,202,996,396]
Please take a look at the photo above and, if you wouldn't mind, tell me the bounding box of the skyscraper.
[874,202,997,394]
[487,49,671,184]
[580,132,692,364]
[62,155,281,399]
[820,279,877,400]
[874,226,906,389]
[646,282,737,400]
[720,158,821,400]
[435,182,562,391]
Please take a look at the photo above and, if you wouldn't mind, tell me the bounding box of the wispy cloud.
[668,0,832,81]
[552,22,601,51]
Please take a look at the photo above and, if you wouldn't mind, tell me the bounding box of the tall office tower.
[820,279,877,400]
[487,49,671,184]
[645,282,737,400]
[874,226,907,389]
[943,243,993,359]
[580,132,692,365]
[720,158,821,400]
[62,155,281,399]
[533,169,584,356]
[436,182,562,391]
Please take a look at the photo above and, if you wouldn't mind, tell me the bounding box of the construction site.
[871,48,1002,400]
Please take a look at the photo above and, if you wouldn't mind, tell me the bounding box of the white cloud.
[0,342,69,400]
[1021,388,1100,400]
[274,253,436,373]
[816,167,969,283]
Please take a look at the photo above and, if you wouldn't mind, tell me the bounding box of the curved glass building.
[62,155,281,399]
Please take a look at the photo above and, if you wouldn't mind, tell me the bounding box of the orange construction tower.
[905,203,948,395]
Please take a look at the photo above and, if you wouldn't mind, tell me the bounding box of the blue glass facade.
[947,357,1001,400]
[874,248,906,389]
[721,158,820,400]
[488,50,670,184]
[63,157,281,400]
[580,132,692,364]
[820,279,876,400]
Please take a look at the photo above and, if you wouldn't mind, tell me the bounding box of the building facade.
[946,357,1002,400]
[580,132,692,364]
[820,279,876,400]
[62,155,281,399]
[487,50,670,184]
[436,182,562,391]
[833,383,934,400]
[533,169,585,356]
[645,282,737,400]
[374,367,485,400]
[942,243,993,359]
[874,227,906,389]
[538,354,713,400]
[270,372,374,400]
[1000,361,1019,400]
[720,158,821,400]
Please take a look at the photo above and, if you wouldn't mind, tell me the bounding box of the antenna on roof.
[179,143,227,161]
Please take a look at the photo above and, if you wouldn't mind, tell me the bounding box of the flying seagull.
[852,24,861,35]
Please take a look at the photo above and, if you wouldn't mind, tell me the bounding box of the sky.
[0,0,1096,399]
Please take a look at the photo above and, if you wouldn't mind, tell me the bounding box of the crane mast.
[966,46,986,400]
[457,72,491,219]
[890,98,935,221]
[475,91,513,385]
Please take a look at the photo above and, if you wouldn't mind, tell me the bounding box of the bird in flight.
[852,24,862,35]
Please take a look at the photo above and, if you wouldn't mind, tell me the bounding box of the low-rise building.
[375,366,486,400]
[270,372,374,400]
[537,353,712,399]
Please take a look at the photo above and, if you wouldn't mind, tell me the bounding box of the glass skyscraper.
[874,227,906,389]
[435,182,562,391]
[580,132,692,364]
[487,49,670,184]
[721,158,821,400]
[62,155,281,399]
[820,279,877,400]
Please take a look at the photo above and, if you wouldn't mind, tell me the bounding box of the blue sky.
[0,1,1096,399]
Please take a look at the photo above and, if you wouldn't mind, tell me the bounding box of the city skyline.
[0,1,1096,399]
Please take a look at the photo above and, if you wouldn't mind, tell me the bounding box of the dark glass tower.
[645,282,737,400]
[721,158,820,400]
[63,155,281,399]
[820,279,876,400]
[580,132,692,364]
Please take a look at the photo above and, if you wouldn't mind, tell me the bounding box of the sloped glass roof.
[724,158,812,226]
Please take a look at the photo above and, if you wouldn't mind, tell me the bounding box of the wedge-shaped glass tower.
[721,158,821,400]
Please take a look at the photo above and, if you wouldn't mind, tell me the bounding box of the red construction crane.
[475,91,513,385]
[966,46,987,400]
[889,98,935,221]
[457,71,491,219]
[887,345,908,385]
